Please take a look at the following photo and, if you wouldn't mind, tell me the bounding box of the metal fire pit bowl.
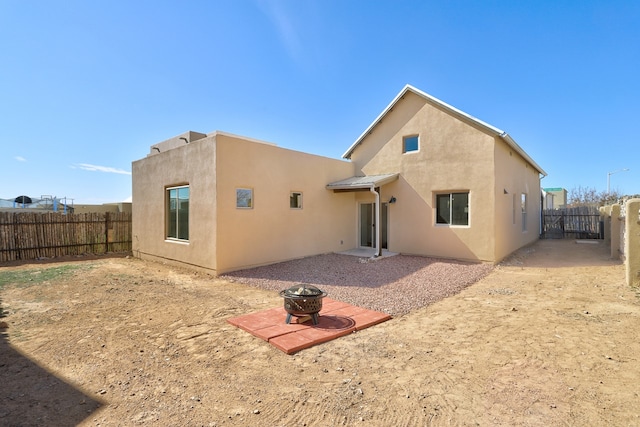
[279,284,327,325]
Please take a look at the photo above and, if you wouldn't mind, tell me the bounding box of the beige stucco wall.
[214,133,355,273]
[132,134,218,273]
[349,91,540,262]
[600,203,622,259]
[492,138,542,261]
[133,132,356,275]
[625,199,640,287]
[149,131,208,154]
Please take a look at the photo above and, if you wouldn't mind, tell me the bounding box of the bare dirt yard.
[1,239,639,426]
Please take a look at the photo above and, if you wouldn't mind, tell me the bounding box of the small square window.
[290,192,302,209]
[236,188,253,208]
[403,135,419,153]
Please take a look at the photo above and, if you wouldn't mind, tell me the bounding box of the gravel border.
[222,254,494,316]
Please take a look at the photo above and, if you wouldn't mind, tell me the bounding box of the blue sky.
[1,0,638,204]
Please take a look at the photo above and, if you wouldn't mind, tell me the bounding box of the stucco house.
[132,85,546,275]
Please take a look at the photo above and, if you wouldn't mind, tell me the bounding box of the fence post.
[105,212,110,253]
[610,204,621,259]
[625,199,640,287]
[599,205,611,245]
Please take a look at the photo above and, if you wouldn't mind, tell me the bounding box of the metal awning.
[326,173,399,191]
[326,173,398,258]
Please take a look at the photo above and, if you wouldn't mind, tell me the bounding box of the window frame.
[290,191,303,209]
[236,188,253,209]
[402,134,420,154]
[435,192,470,227]
[521,193,527,232]
[166,184,190,242]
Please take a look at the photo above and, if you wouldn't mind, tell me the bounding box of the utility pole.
[607,168,629,193]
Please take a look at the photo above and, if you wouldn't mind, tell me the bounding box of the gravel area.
[221,254,494,316]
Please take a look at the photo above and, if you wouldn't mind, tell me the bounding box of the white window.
[167,185,189,241]
[436,192,469,226]
[290,192,302,209]
[403,135,419,153]
[236,188,253,209]
[521,193,527,232]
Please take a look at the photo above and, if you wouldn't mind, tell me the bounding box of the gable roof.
[342,84,547,176]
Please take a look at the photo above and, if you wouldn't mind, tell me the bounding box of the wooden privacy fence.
[0,211,132,262]
[542,206,603,239]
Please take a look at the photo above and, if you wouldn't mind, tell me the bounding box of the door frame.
[358,202,388,249]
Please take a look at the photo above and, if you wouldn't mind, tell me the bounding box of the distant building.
[543,187,568,209]
[0,196,131,214]
[73,203,132,214]
[0,195,74,213]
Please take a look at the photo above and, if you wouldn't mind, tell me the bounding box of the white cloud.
[74,163,132,176]
[257,0,301,60]
[15,156,27,162]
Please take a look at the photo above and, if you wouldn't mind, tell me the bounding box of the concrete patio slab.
[336,248,399,258]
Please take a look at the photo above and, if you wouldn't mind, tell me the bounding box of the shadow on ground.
[0,296,103,426]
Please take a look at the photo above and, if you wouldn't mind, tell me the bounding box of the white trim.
[342,84,546,176]
[434,191,471,227]
[164,238,190,245]
[402,134,420,154]
[236,188,254,209]
[358,200,389,255]
[166,184,190,242]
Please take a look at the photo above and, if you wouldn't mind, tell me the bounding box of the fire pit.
[279,284,327,325]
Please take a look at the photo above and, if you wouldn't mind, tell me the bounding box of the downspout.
[539,174,545,237]
[369,186,382,257]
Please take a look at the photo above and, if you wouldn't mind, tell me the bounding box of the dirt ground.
[1,239,639,426]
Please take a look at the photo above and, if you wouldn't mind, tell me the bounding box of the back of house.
[132,85,545,275]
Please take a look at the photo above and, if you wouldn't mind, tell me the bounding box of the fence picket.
[542,206,602,239]
[0,211,132,262]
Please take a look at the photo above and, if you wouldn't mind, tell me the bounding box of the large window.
[403,135,419,153]
[167,185,189,241]
[236,188,253,208]
[436,192,469,226]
